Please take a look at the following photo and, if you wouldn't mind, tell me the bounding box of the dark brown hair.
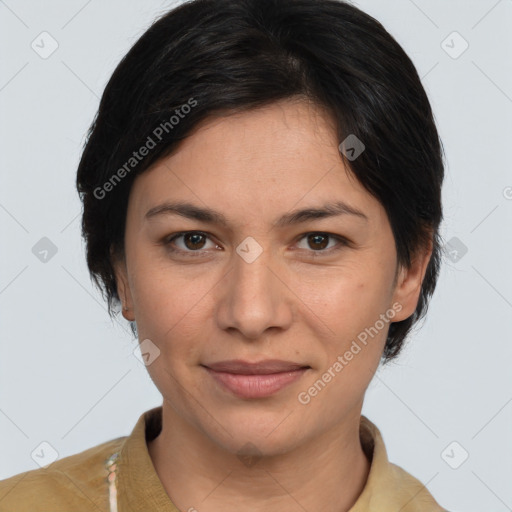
[76,0,445,363]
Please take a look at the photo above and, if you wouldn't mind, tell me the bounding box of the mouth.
[201,359,311,398]
[202,359,311,374]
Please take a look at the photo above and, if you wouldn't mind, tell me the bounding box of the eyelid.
[164,230,350,256]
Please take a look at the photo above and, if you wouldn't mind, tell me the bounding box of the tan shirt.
[0,406,447,511]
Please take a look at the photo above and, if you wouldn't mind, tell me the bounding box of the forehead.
[127,99,382,228]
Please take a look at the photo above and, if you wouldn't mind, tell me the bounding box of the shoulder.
[0,436,126,512]
[358,416,448,511]
[387,461,448,512]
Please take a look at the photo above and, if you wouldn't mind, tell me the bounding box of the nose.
[215,240,294,341]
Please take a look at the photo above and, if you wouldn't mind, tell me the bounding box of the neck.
[148,403,371,512]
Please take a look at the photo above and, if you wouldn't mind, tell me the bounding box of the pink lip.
[202,359,310,399]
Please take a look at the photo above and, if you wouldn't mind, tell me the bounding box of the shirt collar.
[116,406,444,511]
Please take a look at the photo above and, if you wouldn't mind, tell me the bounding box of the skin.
[112,98,432,512]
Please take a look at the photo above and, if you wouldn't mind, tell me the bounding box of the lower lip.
[204,367,309,399]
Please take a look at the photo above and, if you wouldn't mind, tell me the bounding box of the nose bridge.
[217,236,292,339]
[234,238,272,297]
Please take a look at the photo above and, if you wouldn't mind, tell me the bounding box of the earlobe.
[111,248,135,321]
[119,279,135,321]
[391,241,433,322]
[121,306,134,322]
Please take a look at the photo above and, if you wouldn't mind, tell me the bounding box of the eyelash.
[163,231,350,258]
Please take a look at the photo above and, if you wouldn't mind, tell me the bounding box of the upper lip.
[203,359,310,375]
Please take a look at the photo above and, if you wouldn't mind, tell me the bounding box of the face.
[113,98,431,457]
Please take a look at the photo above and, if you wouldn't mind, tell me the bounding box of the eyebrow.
[144,200,368,227]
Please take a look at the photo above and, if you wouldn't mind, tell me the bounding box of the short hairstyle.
[76,0,445,364]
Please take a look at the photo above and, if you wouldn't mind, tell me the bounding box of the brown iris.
[307,233,329,250]
[183,232,207,250]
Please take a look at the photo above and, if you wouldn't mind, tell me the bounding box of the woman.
[0,0,448,510]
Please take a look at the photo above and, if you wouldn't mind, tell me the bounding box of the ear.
[390,239,433,322]
[110,246,135,322]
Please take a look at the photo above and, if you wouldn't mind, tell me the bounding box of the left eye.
[164,231,347,256]
[295,232,346,253]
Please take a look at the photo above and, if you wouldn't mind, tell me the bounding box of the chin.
[203,411,308,458]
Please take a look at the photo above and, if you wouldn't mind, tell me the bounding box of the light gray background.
[1,1,511,511]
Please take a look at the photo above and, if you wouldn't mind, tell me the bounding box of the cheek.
[294,261,392,338]
[129,263,210,396]
[292,263,392,404]
[296,270,389,410]
[127,253,212,353]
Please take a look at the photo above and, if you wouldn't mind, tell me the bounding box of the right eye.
[164,231,221,256]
